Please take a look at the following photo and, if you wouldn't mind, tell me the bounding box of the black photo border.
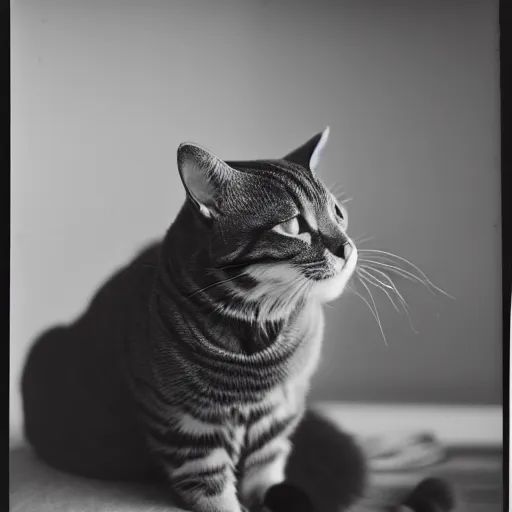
[500,0,510,508]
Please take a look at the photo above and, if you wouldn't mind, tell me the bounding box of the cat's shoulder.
[130,240,162,269]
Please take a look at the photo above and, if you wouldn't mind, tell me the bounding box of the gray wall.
[11,0,501,436]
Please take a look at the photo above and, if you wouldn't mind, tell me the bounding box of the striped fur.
[122,130,359,512]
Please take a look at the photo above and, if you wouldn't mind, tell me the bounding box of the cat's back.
[24,240,162,374]
[21,241,163,479]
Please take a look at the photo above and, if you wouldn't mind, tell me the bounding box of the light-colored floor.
[314,402,503,511]
[10,403,503,511]
[10,444,503,512]
[359,447,503,511]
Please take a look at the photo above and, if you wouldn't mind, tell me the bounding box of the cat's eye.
[335,204,345,221]
[272,216,308,237]
[276,217,300,236]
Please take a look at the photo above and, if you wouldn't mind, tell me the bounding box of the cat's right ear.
[284,127,330,172]
[177,143,234,219]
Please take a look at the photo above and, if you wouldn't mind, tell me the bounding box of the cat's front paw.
[261,482,315,512]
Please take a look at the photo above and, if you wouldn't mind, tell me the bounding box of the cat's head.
[176,128,357,309]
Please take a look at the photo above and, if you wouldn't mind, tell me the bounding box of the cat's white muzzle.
[238,241,358,314]
[309,242,358,303]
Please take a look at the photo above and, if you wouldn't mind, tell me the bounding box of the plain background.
[11,0,502,439]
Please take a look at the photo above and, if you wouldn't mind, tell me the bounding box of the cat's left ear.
[177,142,236,219]
[284,126,330,172]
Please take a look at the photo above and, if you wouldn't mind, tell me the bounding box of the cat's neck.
[154,205,312,354]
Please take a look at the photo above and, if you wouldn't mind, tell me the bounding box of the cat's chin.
[309,247,358,303]
[309,272,350,303]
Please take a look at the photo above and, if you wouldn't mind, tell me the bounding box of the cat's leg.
[165,447,243,512]
[239,436,293,510]
[144,414,243,512]
[239,386,307,510]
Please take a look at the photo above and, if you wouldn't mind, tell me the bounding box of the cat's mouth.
[306,244,358,302]
[302,242,357,279]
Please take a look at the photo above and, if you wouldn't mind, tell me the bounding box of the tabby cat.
[22,129,451,512]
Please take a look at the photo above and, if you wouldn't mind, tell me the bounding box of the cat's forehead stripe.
[228,160,323,209]
[303,209,318,231]
[262,161,323,205]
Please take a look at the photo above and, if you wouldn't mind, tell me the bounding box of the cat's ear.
[177,143,235,219]
[284,126,330,172]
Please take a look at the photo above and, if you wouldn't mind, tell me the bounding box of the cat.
[21,129,452,512]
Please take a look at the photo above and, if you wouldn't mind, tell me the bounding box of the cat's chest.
[221,383,303,464]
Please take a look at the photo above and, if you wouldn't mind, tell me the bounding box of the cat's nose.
[333,241,352,260]
[324,234,350,259]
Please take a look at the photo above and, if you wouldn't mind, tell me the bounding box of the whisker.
[330,188,344,198]
[358,267,393,290]
[357,277,388,347]
[358,259,436,294]
[359,265,411,312]
[358,250,455,299]
[187,272,246,298]
[358,253,398,264]
[357,268,401,313]
[359,249,431,276]
[212,262,251,271]
[352,233,374,243]
[346,284,382,329]
[360,259,453,310]
[360,266,419,334]
[329,183,353,206]
[330,182,347,194]
[352,235,375,245]
[333,193,351,206]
